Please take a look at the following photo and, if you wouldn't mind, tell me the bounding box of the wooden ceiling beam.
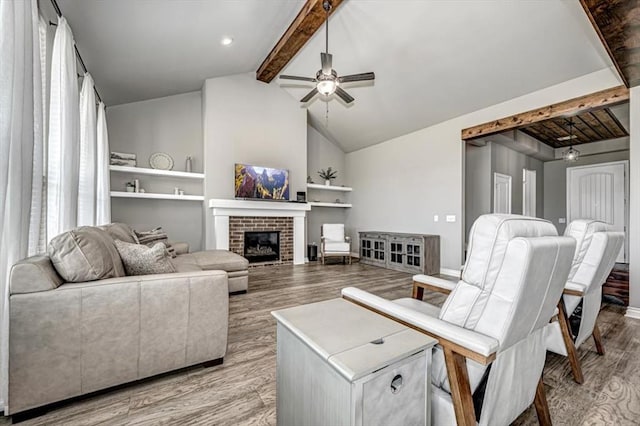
[256,0,344,83]
[461,85,629,141]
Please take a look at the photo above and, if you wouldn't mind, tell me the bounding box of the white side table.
[272,298,436,426]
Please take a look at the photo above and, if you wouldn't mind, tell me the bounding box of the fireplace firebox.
[244,231,280,263]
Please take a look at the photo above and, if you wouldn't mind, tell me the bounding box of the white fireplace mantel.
[208,199,311,265]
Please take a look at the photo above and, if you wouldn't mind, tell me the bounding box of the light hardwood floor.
[5,262,639,425]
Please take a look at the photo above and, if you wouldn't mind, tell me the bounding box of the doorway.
[493,173,512,214]
[567,160,628,262]
[523,169,537,217]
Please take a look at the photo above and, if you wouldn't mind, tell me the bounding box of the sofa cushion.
[49,227,126,283]
[114,240,176,276]
[99,223,138,244]
[175,250,248,272]
[10,256,64,294]
[171,260,202,273]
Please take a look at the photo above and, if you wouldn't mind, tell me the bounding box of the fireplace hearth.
[244,231,280,263]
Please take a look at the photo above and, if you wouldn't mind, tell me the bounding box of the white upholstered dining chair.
[320,223,351,264]
[544,220,624,383]
[342,215,576,426]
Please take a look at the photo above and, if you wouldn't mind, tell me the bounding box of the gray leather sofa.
[6,224,238,415]
[103,223,250,294]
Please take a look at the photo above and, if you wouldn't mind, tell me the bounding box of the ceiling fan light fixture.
[317,79,337,96]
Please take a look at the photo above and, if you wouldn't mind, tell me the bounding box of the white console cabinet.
[272,298,436,426]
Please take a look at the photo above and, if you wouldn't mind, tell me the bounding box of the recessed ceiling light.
[221,37,233,46]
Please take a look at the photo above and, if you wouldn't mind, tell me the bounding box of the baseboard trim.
[350,252,360,259]
[439,268,461,278]
[625,306,640,320]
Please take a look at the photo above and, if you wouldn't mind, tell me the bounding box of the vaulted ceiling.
[50,0,304,105]
[49,0,616,152]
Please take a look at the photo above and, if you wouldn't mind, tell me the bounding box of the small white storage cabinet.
[272,299,436,426]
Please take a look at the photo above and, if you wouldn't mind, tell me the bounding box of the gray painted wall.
[491,141,544,216]
[202,73,307,248]
[543,150,630,234]
[464,141,544,243]
[107,91,204,250]
[307,125,348,247]
[465,143,492,240]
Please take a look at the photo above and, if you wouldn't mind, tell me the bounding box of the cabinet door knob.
[390,374,403,394]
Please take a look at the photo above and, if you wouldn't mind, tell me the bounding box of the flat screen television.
[234,163,290,200]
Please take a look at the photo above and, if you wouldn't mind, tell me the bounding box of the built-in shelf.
[308,202,352,208]
[110,165,204,179]
[307,183,352,192]
[111,191,204,201]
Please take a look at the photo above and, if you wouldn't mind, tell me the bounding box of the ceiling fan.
[279,0,375,105]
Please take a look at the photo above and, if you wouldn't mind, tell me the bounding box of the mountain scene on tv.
[235,164,289,200]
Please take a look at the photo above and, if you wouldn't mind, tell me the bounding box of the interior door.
[493,173,512,214]
[523,169,537,217]
[567,161,628,263]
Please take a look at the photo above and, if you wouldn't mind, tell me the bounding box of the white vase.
[325,180,331,186]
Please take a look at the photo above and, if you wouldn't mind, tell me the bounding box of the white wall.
[346,68,622,270]
[307,125,348,247]
[202,73,307,248]
[544,150,630,234]
[107,91,204,250]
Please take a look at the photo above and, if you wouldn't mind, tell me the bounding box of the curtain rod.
[49,0,103,104]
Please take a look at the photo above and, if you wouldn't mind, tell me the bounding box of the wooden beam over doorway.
[461,85,629,141]
[256,0,344,83]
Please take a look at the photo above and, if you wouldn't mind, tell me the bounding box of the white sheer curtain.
[47,16,79,241]
[96,101,111,225]
[0,0,44,408]
[28,14,48,256]
[78,73,97,226]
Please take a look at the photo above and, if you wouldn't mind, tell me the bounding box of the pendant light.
[562,118,580,162]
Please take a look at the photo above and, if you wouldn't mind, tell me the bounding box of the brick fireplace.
[229,217,293,266]
[208,199,310,265]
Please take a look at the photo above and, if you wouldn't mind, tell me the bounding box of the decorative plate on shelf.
[149,152,174,170]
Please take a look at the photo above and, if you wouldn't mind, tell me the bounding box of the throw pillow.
[134,227,176,257]
[99,223,139,244]
[48,227,126,282]
[114,240,176,276]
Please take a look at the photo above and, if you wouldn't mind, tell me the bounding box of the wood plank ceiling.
[519,108,628,148]
[580,0,640,88]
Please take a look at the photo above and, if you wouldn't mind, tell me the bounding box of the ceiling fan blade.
[321,52,333,75]
[279,75,316,82]
[300,88,319,103]
[335,86,354,104]
[338,72,375,83]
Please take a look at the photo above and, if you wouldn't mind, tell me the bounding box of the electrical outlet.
[446,215,456,223]
[559,218,566,224]
[434,215,439,222]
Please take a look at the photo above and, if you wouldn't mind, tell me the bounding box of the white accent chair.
[320,224,352,264]
[544,220,624,383]
[342,215,576,426]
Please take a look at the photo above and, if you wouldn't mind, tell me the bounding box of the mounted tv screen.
[234,164,290,200]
